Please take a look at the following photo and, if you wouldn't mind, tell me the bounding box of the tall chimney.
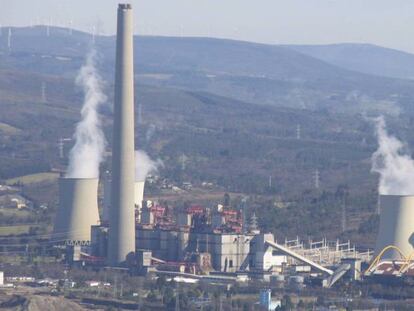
[108,3,135,265]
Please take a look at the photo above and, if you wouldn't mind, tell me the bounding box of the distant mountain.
[2,27,414,115]
[1,26,352,80]
[287,43,414,80]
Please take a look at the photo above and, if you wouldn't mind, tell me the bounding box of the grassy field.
[0,224,32,235]
[0,223,51,236]
[0,255,25,264]
[0,209,32,218]
[6,172,59,185]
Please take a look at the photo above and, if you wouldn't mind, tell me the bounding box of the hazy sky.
[2,0,414,53]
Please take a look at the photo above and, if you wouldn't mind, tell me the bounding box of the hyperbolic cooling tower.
[108,3,136,265]
[103,175,145,223]
[54,178,100,244]
[374,195,414,260]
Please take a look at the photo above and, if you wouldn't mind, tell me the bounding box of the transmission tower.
[91,25,96,43]
[341,204,347,233]
[296,124,301,140]
[69,20,73,35]
[179,154,188,171]
[41,82,47,102]
[58,137,72,159]
[7,28,12,52]
[314,169,320,190]
[46,21,50,37]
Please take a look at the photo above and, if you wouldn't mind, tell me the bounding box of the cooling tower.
[108,3,136,265]
[104,177,144,224]
[54,178,100,244]
[374,195,414,260]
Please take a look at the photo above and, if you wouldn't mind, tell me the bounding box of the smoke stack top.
[119,3,132,10]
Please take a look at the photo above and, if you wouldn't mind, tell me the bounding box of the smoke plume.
[135,150,162,181]
[371,116,414,195]
[66,50,106,178]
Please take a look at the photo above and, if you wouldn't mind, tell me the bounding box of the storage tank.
[374,195,414,260]
[54,178,100,244]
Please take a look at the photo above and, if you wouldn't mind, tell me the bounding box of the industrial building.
[90,202,288,274]
[84,194,370,289]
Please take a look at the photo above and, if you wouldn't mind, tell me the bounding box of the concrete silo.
[108,3,136,265]
[54,178,100,244]
[374,195,414,260]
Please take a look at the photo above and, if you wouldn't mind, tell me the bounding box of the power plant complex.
[51,3,414,289]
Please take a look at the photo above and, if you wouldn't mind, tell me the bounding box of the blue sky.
[2,0,414,53]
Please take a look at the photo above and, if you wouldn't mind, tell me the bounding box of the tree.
[156,275,167,291]
[282,295,293,310]
[163,286,175,306]
[243,302,252,311]
[297,300,305,309]
[316,295,325,306]
[146,289,158,302]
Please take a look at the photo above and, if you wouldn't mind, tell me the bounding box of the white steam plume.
[66,50,106,178]
[371,116,414,195]
[135,150,162,181]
